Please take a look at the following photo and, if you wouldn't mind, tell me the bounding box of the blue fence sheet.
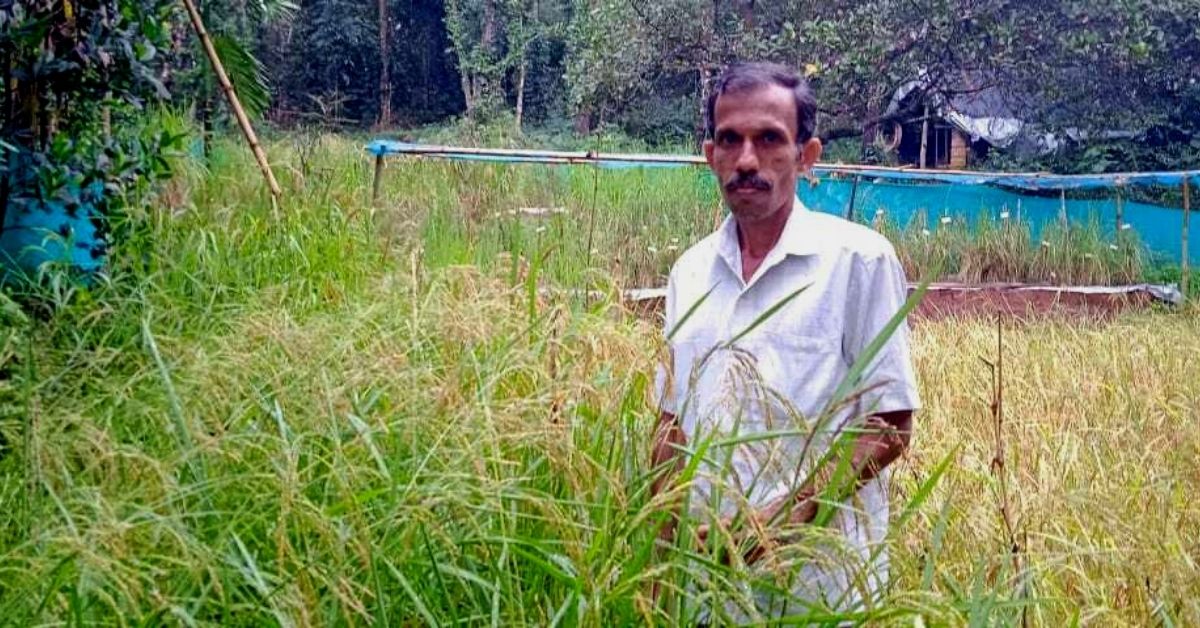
[368,140,1198,264]
[0,195,105,279]
[797,178,1196,264]
[366,140,1200,189]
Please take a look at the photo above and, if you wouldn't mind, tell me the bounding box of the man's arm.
[650,410,686,539]
[651,411,685,494]
[774,243,919,522]
[772,409,913,526]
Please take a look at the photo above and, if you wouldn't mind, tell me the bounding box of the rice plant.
[0,133,1196,624]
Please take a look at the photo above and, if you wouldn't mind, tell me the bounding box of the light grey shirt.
[657,198,920,611]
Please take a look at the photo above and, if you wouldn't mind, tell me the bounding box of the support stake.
[845,174,861,221]
[1115,187,1124,235]
[1183,178,1191,298]
[372,154,385,204]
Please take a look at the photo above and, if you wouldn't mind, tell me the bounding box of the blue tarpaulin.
[0,187,106,280]
[367,140,1198,264]
[366,140,1200,188]
[797,177,1197,264]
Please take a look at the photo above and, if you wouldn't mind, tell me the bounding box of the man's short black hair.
[704,62,818,145]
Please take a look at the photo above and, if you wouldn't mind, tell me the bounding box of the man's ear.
[797,137,823,174]
[703,140,715,168]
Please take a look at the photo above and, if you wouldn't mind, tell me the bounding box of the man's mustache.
[724,173,771,192]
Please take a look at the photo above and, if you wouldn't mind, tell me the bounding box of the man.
[652,62,920,620]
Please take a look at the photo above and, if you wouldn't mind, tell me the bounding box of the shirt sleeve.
[842,247,922,415]
[654,270,681,416]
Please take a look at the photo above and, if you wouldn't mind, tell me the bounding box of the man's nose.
[735,141,759,174]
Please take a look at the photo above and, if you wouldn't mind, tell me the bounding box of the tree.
[1,0,181,274]
[289,0,379,123]
[377,0,392,126]
[445,0,507,118]
[158,0,1200,173]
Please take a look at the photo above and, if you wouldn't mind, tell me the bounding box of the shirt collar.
[716,197,819,277]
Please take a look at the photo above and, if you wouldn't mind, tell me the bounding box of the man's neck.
[736,200,793,259]
[734,200,793,283]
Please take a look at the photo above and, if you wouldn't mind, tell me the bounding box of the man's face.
[704,84,821,222]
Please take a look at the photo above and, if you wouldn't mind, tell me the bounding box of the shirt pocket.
[743,330,843,423]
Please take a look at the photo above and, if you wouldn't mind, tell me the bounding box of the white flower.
[875,209,884,216]
[940,216,952,225]
[1000,211,1010,219]
[1120,223,1132,231]
[670,237,680,244]
[666,245,679,252]
[922,229,931,237]
[1041,240,1051,248]
[647,246,658,254]
[535,226,547,234]
[1084,253,1094,259]
[1109,244,1119,251]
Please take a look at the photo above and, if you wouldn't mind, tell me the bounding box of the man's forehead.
[713,84,797,133]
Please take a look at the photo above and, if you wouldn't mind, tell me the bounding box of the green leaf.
[210,34,271,120]
[386,559,441,627]
[252,0,298,22]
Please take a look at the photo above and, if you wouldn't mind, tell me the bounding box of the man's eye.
[761,131,782,144]
[717,132,739,146]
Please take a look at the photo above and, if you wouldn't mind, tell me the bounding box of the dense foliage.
[6,1,1200,187]
[230,0,1200,173]
[1,0,181,269]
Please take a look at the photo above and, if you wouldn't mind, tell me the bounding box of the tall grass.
[188,133,1150,291]
[0,133,1196,624]
[878,211,1145,286]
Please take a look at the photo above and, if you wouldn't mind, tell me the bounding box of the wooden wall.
[949,130,969,169]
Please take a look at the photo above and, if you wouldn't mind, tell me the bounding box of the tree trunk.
[102,91,112,139]
[479,0,499,110]
[1,58,10,234]
[696,65,714,149]
[515,56,527,133]
[574,108,591,136]
[861,91,884,160]
[482,0,498,60]
[696,0,718,148]
[376,0,392,127]
[461,73,474,116]
[919,105,929,169]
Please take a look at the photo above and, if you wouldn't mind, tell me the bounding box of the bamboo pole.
[180,0,281,200]
[1183,178,1191,298]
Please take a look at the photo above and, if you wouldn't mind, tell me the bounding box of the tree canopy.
[5,0,1200,175]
